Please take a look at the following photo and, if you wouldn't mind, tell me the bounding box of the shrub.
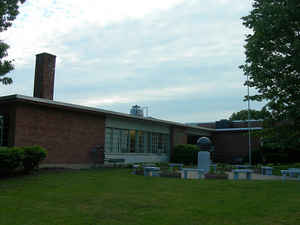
[171,144,200,165]
[0,147,23,175]
[22,146,47,173]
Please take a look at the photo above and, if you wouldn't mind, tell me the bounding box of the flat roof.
[0,94,214,132]
[215,127,262,131]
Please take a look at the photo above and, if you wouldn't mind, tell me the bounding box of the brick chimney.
[33,53,56,100]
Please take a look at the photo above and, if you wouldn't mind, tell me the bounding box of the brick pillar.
[33,53,56,100]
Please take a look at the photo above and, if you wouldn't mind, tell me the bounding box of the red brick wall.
[172,127,187,146]
[170,127,187,158]
[212,131,260,163]
[14,103,105,164]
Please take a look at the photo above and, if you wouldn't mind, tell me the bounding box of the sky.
[1,0,265,123]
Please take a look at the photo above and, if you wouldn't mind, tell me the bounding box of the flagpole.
[247,74,251,165]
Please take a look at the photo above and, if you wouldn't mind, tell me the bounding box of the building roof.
[215,127,263,132]
[0,94,214,132]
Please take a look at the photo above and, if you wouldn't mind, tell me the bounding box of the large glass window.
[105,127,169,154]
[149,133,169,153]
[105,128,130,153]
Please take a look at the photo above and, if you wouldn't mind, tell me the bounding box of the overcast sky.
[1,0,264,123]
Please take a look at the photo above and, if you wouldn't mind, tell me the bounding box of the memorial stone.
[197,151,211,173]
[196,137,213,173]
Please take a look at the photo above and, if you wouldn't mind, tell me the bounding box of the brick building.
[0,53,260,167]
[190,120,262,163]
[0,53,213,167]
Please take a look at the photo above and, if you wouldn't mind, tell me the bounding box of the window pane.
[137,131,145,153]
[105,128,113,152]
[158,134,163,153]
[130,130,136,153]
[112,129,121,153]
[151,133,159,153]
[162,134,169,153]
[120,129,129,153]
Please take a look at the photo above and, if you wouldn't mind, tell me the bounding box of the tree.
[229,109,270,121]
[0,0,26,85]
[240,0,300,153]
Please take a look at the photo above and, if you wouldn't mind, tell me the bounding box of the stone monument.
[196,137,213,173]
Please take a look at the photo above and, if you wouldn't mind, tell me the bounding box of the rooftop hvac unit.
[130,105,144,117]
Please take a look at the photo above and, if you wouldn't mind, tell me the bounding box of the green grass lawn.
[1,169,300,225]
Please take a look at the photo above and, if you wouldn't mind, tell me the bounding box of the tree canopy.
[240,0,300,151]
[0,0,26,85]
[229,109,270,121]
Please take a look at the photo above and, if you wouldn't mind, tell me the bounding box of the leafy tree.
[229,109,270,121]
[0,0,26,85]
[240,0,300,152]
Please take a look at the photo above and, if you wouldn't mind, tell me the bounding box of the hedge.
[22,146,47,173]
[0,146,47,175]
[0,147,23,174]
[171,144,200,165]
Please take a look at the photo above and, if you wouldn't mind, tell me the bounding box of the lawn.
[1,169,300,225]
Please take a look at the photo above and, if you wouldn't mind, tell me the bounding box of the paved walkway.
[227,172,282,180]
[180,170,299,181]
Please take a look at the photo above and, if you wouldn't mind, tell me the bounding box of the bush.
[0,146,47,175]
[22,146,47,173]
[0,147,23,174]
[171,144,200,165]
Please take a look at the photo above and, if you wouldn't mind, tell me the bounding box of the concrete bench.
[281,168,300,181]
[182,168,205,179]
[288,168,300,178]
[233,169,253,180]
[168,163,184,171]
[261,166,273,175]
[144,167,160,177]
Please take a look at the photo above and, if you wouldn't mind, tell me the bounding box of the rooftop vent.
[130,105,144,117]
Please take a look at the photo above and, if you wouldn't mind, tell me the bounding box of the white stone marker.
[197,151,211,173]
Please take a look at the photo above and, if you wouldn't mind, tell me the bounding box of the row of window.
[105,127,169,154]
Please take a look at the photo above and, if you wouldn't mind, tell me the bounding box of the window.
[151,133,159,153]
[136,131,145,153]
[120,130,129,153]
[105,128,113,152]
[130,130,136,153]
[149,133,169,153]
[105,127,169,154]
[112,129,121,153]
[105,128,130,153]
[162,134,169,153]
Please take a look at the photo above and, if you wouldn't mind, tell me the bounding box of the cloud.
[1,0,262,122]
